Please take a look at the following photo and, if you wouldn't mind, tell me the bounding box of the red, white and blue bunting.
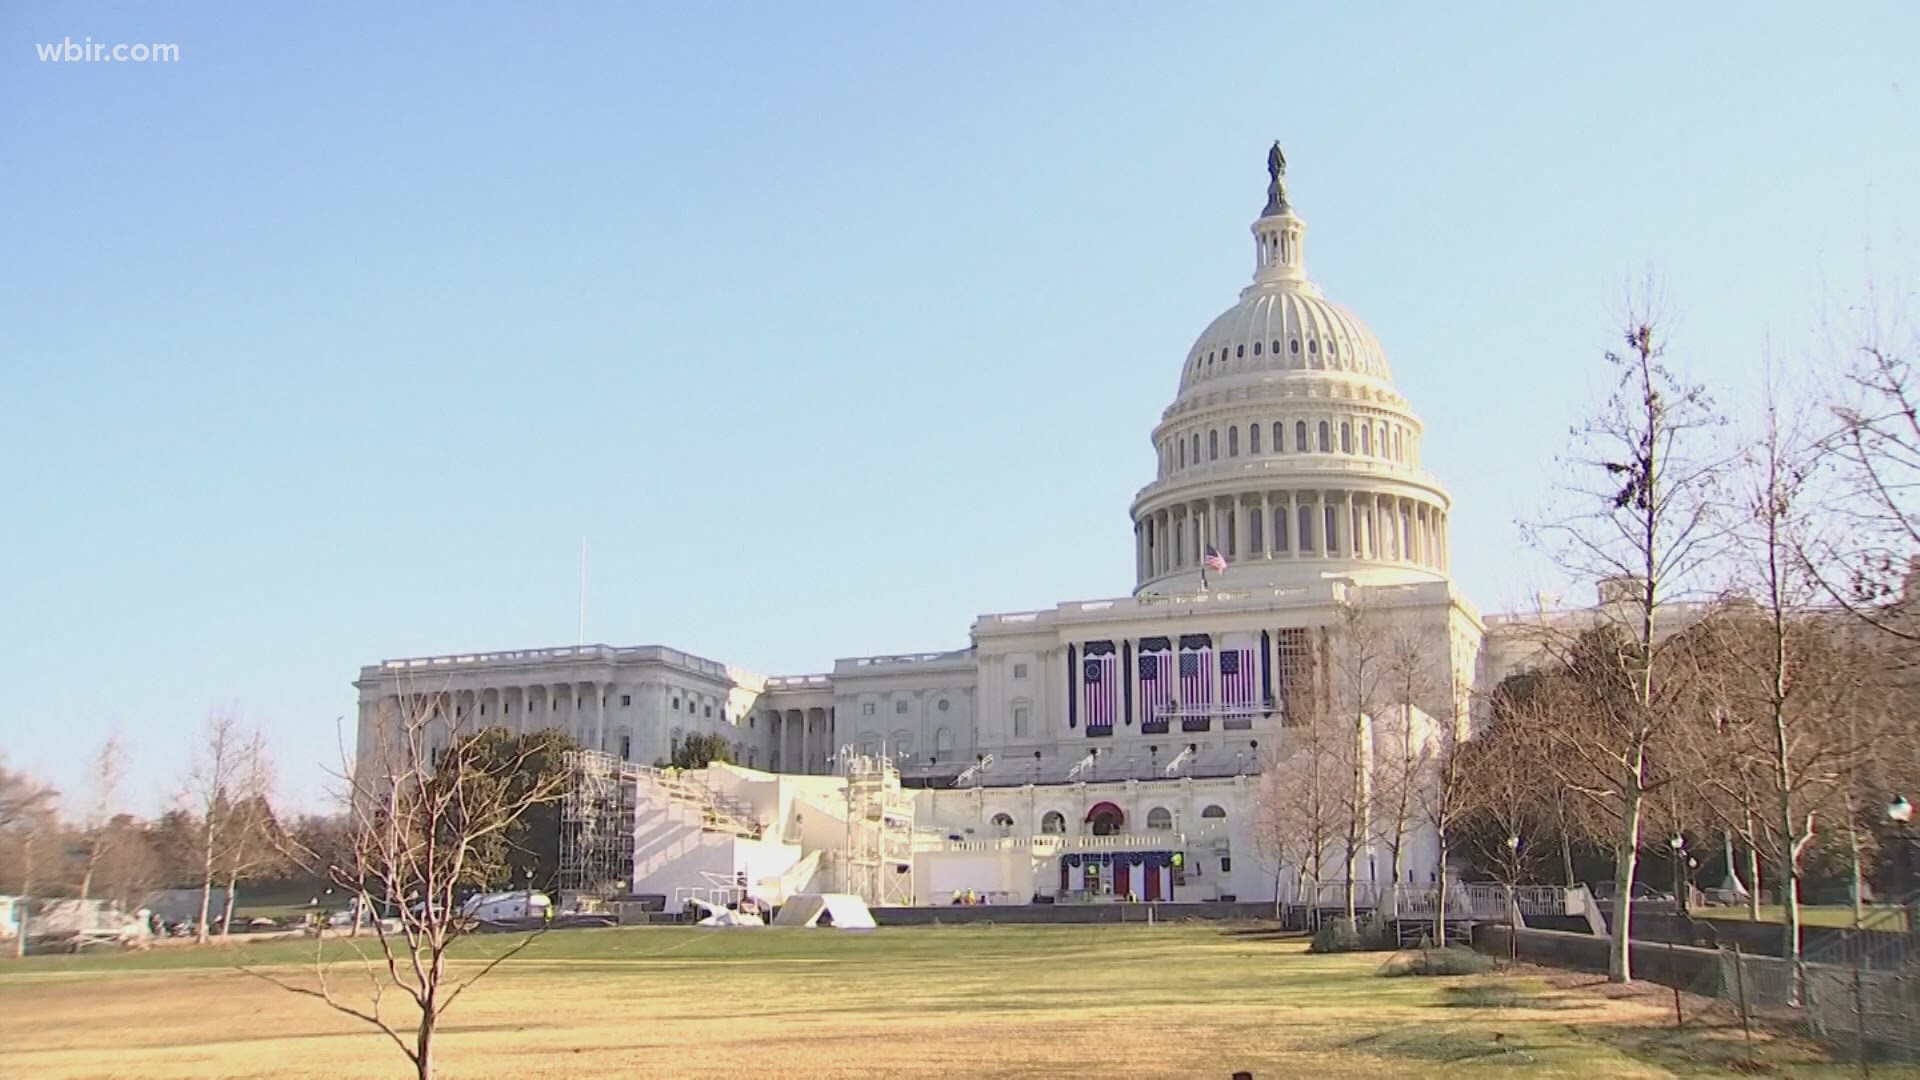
[1137,638,1173,734]
[1058,851,1175,901]
[1178,634,1214,727]
[1081,641,1117,737]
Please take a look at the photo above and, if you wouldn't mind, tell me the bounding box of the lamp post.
[1669,835,1688,917]
[1505,834,1521,960]
[1889,795,1915,931]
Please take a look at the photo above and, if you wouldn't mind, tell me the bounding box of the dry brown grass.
[0,924,1898,1078]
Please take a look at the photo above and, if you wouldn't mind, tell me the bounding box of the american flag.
[1082,652,1118,731]
[1221,646,1257,711]
[1138,647,1172,728]
[1203,545,1228,573]
[1179,645,1213,711]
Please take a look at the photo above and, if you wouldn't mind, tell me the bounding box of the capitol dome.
[1130,147,1453,594]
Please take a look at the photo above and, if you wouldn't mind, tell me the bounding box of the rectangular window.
[621,694,632,707]
[1221,857,1232,873]
[1013,662,1029,679]
[672,699,680,710]
[1014,706,1031,737]
[863,703,876,715]
[895,700,908,713]
[705,705,713,718]
[620,735,632,761]
[479,704,487,716]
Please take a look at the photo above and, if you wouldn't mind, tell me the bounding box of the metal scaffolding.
[838,747,916,907]
[558,750,637,901]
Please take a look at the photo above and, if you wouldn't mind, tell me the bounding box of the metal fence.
[1695,907,1920,1064]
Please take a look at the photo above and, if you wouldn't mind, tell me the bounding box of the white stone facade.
[354,151,1543,903]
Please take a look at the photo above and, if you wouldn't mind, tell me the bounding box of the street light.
[1669,835,1688,917]
[1889,796,1916,930]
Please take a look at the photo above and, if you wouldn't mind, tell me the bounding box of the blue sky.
[3,4,1915,814]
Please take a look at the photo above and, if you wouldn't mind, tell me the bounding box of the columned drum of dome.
[1131,150,1453,594]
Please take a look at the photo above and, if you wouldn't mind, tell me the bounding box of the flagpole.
[577,537,587,647]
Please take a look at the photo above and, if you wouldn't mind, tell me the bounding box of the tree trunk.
[196,814,217,944]
[14,835,34,959]
[1610,765,1645,983]
[1843,791,1866,925]
[1435,834,1450,946]
[414,1005,435,1080]
[1746,842,1762,920]
[221,873,239,938]
[1556,794,1576,886]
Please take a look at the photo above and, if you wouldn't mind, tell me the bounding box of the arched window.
[1041,811,1067,834]
[1298,505,1314,552]
[1228,427,1239,456]
[1273,506,1289,552]
[934,727,954,761]
[1147,807,1174,831]
[1208,430,1219,460]
[1317,422,1331,453]
[1271,339,1282,357]
[990,812,1015,837]
[1340,422,1352,454]
[1013,704,1031,737]
[1395,427,1404,461]
[1201,804,1227,820]
[1235,343,1244,359]
[1324,506,1339,555]
[1252,340,1262,356]
[1250,509,1263,553]
[1378,423,1389,458]
[1191,433,1200,463]
[1249,424,1261,454]
[1295,421,1308,452]
[1360,424,1371,456]
[1178,440,1186,468]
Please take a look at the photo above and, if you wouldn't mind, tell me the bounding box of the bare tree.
[1525,301,1727,982]
[184,711,249,943]
[218,732,284,937]
[1328,594,1393,925]
[1250,639,1346,915]
[1373,620,1449,918]
[259,690,570,1080]
[0,762,59,957]
[74,738,123,905]
[1416,673,1473,944]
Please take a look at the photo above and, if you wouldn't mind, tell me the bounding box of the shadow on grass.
[1439,982,1578,1011]
[1338,1024,1542,1068]
[1216,926,1308,941]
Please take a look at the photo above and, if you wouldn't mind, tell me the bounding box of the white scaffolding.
[559,750,637,901]
[838,747,916,908]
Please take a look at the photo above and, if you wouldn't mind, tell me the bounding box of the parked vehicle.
[459,891,553,922]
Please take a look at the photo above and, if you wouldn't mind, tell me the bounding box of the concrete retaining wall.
[1477,925,1728,991]
[873,901,1274,926]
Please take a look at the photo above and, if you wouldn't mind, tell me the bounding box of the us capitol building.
[355,147,1553,905]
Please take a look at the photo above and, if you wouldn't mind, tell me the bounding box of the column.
[592,681,605,753]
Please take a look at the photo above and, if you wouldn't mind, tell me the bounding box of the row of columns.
[1136,490,1448,582]
[770,706,834,774]
[1159,416,1418,479]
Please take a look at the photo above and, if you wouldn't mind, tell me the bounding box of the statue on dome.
[1264,140,1290,216]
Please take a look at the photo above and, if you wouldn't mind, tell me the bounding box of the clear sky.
[3,4,1916,815]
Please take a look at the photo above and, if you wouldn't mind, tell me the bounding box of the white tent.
[772,892,876,930]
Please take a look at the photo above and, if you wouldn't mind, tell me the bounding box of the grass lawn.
[1694,905,1910,930]
[0,922,1904,1079]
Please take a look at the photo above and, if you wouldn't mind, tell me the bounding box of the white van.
[459,891,553,922]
